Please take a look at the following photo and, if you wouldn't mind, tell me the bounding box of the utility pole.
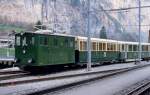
[53,0,57,33]
[87,0,91,71]
[138,0,141,63]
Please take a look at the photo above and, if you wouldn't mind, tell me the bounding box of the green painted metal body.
[0,48,14,58]
[15,32,75,67]
[78,51,150,63]
[120,51,150,60]
[78,51,120,63]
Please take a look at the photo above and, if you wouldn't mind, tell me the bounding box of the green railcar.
[78,51,120,64]
[15,32,75,68]
[0,48,15,58]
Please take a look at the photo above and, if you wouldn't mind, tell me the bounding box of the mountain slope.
[0,0,149,42]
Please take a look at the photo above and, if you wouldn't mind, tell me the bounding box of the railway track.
[0,63,150,95]
[0,70,27,75]
[0,71,30,81]
[0,69,30,81]
[0,67,131,87]
[115,77,150,95]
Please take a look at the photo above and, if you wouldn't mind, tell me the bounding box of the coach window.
[80,41,83,51]
[128,45,132,51]
[99,43,102,51]
[83,41,87,50]
[117,44,120,51]
[92,42,96,51]
[113,43,116,51]
[146,45,148,51]
[16,36,21,46]
[133,45,137,51]
[103,43,106,51]
[111,44,114,51]
[107,43,111,51]
[122,44,124,51]
[142,45,148,51]
[142,45,144,51]
[148,45,150,51]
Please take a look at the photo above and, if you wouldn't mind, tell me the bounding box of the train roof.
[0,38,13,42]
[18,31,150,45]
[76,36,150,45]
[20,30,75,38]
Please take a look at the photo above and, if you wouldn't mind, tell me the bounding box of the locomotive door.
[38,36,49,65]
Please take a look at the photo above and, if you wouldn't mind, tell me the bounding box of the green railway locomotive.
[15,32,75,70]
[15,31,150,71]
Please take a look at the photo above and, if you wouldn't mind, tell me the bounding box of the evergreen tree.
[34,20,46,31]
[100,26,107,39]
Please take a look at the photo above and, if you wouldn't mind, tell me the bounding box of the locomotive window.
[65,39,68,47]
[40,36,48,46]
[54,37,58,46]
[70,40,74,48]
[16,36,21,46]
[22,37,27,46]
[31,37,35,45]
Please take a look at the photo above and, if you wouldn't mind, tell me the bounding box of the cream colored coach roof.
[76,36,150,45]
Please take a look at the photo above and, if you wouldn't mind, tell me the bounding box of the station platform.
[0,57,14,61]
[0,57,15,67]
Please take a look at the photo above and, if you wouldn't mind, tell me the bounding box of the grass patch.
[0,24,25,33]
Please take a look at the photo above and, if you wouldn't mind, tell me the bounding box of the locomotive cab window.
[22,37,27,46]
[15,36,21,46]
[31,37,35,45]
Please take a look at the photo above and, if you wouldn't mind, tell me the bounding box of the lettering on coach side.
[104,52,106,57]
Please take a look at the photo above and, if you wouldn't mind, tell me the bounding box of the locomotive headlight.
[23,50,26,54]
[14,58,20,63]
[14,58,17,63]
[28,58,32,63]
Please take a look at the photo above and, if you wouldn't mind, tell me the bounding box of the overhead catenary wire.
[94,5,150,12]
